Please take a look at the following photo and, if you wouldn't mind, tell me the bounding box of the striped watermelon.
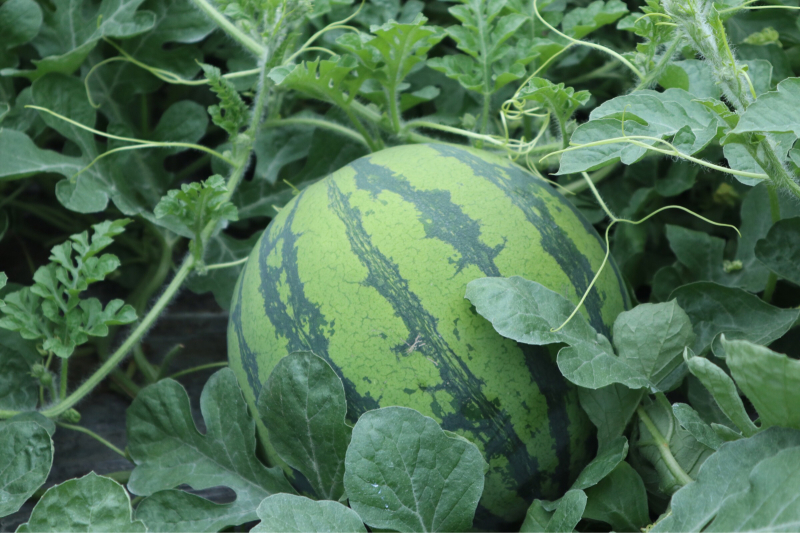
[227,143,629,528]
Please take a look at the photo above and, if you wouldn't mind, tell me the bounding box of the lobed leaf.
[754,216,800,286]
[582,462,649,532]
[127,369,295,532]
[0,417,53,518]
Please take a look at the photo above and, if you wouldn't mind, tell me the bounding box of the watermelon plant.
[1,0,800,531]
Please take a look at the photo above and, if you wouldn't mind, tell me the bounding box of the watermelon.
[227,143,629,527]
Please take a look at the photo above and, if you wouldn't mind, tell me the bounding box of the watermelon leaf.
[251,494,366,533]
[754,217,800,286]
[0,329,40,411]
[520,489,586,533]
[16,473,144,532]
[343,406,486,532]
[732,77,800,137]
[579,385,644,446]
[582,462,649,532]
[671,403,725,451]
[0,416,53,518]
[670,282,800,354]
[127,368,295,532]
[651,428,800,532]
[257,351,352,502]
[724,337,800,430]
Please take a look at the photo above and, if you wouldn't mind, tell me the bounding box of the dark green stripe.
[231,262,263,397]
[350,157,503,277]
[326,179,541,494]
[429,144,613,336]
[257,192,379,417]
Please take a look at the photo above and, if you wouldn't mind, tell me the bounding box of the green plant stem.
[57,423,129,459]
[263,117,370,147]
[167,362,228,380]
[0,181,27,209]
[637,405,693,487]
[350,100,437,144]
[133,345,158,383]
[59,358,68,401]
[156,344,185,380]
[188,0,264,56]
[109,368,141,398]
[634,37,682,91]
[205,257,248,270]
[387,84,402,134]
[564,163,620,194]
[762,184,781,303]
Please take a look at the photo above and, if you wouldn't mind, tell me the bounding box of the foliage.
[2,0,800,530]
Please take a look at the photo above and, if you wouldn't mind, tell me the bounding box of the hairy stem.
[59,358,68,401]
[188,0,264,56]
[762,184,781,303]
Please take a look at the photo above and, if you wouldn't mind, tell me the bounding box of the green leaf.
[651,427,800,532]
[257,351,352,501]
[561,0,628,39]
[733,77,800,137]
[154,175,238,265]
[612,300,695,388]
[465,277,597,347]
[343,406,486,532]
[0,128,85,184]
[1,0,155,80]
[570,436,628,492]
[0,418,53,518]
[520,500,554,533]
[127,369,295,532]
[185,232,259,310]
[545,490,587,533]
[578,385,644,447]
[754,216,800,286]
[0,0,43,51]
[0,331,40,411]
[516,77,590,133]
[201,63,249,139]
[684,348,758,438]
[558,89,723,174]
[0,219,135,358]
[557,341,650,390]
[427,0,530,95]
[252,124,314,186]
[251,494,366,533]
[659,60,721,100]
[582,462,649,532]
[632,395,714,497]
[671,282,800,354]
[270,56,365,110]
[337,15,443,109]
[16,472,144,532]
[672,403,725,450]
[724,337,800,430]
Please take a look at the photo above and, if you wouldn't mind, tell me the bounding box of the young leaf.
[612,300,695,388]
[257,351,352,501]
[16,472,144,532]
[336,15,442,123]
[154,175,238,266]
[684,348,759,437]
[515,77,590,143]
[0,417,53,518]
[269,56,365,111]
[0,219,136,358]
[557,340,650,390]
[252,494,366,533]
[670,282,800,354]
[672,403,725,451]
[519,500,553,533]
[732,77,800,137]
[651,427,800,532]
[570,436,628,492]
[127,369,295,532]
[724,337,800,430]
[582,462,649,532]
[427,0,530,129]
[754,216,800,286]
[343,406,487,532]
[543,490,587,533]
[201,63,249,138]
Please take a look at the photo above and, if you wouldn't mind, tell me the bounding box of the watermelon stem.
[636,405,693,487]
